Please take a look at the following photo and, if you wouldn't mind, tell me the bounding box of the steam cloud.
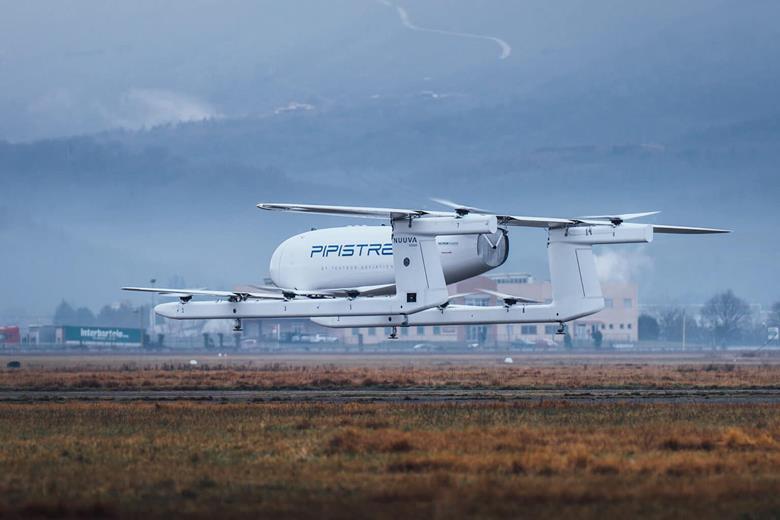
[594,248,654,283]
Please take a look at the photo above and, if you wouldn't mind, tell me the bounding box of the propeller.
[434,197,660,228]
[437,292,474,309]
[577,211,660,226]
[246,284,302,300]
[430,198,490,216]
[481,230,505,249]
[477,289,542,306]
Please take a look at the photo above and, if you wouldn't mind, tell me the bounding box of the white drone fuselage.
[269,226,508,292]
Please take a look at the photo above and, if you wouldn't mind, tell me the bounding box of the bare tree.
[658,307,685,341]
[701,290,751,346]
[638,314,660,341]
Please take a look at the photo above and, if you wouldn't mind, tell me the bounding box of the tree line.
[53,300,151,330]
[639,290,779,347]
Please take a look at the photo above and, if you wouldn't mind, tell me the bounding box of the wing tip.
[653,225,731,234]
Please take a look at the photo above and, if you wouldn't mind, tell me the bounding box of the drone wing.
[258,201,730,234]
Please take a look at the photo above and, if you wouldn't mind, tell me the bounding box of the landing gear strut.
[555,322,566,335]
[388,326,398,340]
[233,318,242,333]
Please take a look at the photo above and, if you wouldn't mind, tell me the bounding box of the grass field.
[3,353,780,390]
[2,355,780,518]
[1,401,780,518]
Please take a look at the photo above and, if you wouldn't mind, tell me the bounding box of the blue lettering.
[311,243,395,258]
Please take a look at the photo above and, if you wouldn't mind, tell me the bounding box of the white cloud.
[108,88,220,130]
[594,247,654,283]
[273,101,315,115]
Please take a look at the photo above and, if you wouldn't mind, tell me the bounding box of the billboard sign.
[0,326,20,345]
[62,326,143,347]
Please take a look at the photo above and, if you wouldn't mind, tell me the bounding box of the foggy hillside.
[1,0,778,320]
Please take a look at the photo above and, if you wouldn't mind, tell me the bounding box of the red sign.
[0,327,20,344]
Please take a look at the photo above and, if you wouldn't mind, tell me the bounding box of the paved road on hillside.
[377,0,512,60]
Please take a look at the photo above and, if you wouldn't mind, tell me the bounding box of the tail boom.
[313,224,652,328]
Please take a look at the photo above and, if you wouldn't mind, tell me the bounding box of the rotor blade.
[319,284,396,298]
[652,225,730,234]
[122,287,286,300]
[477,288,542,304]
[435,291,475,309]
[245,284,311,298]
[445,292,474,301]
[246,284,282,292]
[430,198,489,215]
[247,283,396,299]
[579,211,660,221]
[230,285,292,300]
[498,215,577,228]
[124,287,234,298]
[571,218,615,226]
[243,292,287,300]
[257,203,450,220]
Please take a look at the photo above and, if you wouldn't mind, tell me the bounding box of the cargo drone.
[123,200,728,336]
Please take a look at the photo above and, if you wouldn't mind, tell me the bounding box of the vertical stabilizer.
[548,241,602,305]
[391,230,448,310]
[548,223,652,320]
[390,215,496,313]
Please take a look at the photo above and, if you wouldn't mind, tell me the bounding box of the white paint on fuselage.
[269,225,502,291]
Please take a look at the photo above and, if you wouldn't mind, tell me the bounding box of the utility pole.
[682,309,687,351]
[149,278,156,337]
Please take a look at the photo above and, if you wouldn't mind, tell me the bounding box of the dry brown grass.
[2,357,779,390]
[0,400,779,518]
